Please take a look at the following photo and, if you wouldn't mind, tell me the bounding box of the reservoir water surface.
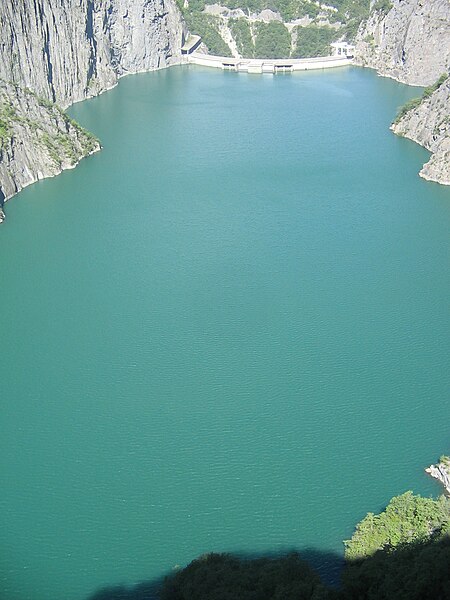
[1,65,449,600]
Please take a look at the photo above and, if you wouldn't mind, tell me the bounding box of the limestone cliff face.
[0,80,101,221]
[0,0,184,108]
[0,0,184,220]
[355,0,450,87]
[391,76,450,185]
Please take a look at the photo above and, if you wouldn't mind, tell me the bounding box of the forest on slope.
[178,0,388,58]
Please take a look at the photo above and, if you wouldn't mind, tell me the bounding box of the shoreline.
[1,57,446,223]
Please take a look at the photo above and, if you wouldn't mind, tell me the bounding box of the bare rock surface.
[426,457,450,495]
[355,0,450,87]
[0,0,184,107]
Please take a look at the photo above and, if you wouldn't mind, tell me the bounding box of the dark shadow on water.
[86,577,165,600]
[85,547,343,600]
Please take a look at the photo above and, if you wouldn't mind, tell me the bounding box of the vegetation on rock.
[394,73,449,124]
[229,18,255,57]
[371,0,393,15]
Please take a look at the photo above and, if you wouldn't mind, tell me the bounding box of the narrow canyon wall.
[0,0,184,217]
[0,0,185,107]
[355,0,450,87]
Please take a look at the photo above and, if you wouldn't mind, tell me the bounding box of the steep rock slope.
[355,0,450,87]
[391,75,450,185]
[0,0,184,107]
[0,80,101,221]
[0,0,184,218]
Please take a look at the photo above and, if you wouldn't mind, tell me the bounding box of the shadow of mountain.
[86,535,450,600]
[87,577,165,600]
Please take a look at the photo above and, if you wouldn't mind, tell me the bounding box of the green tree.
[254,21,291,59]
[344,491,450,560]
[292,25,336,58]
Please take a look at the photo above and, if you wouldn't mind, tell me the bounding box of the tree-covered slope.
[179,0,372,58]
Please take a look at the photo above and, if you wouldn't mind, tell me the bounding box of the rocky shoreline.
[426,457,450,496]
[354,0,450,186]
[390,75,450,186]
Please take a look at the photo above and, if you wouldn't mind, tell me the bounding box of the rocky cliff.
[0,81,101,221]
[354,0,450,186]
[0,0,184,107]
[0,0,184,220]
[391,75,450,185]
[355,0,450,87]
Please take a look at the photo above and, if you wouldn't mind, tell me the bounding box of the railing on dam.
[186,52,353,73]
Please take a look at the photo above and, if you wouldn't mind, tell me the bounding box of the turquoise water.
[1,65,449,600]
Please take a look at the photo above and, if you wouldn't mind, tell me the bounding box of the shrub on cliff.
[394,73,449,124]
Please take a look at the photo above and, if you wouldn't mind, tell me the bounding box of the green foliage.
[0,100,16,148]
[161,552,331,600]
[341,534,450,600]
[272,0,320,22]
[182,0,369,56]
[394,97,422,123]
[254,21,291,58]
[229,18,255,57]
[0,117,11,147]
[37,96,54,109]
[423,73,449,98]
[371,0,392,15]
[394,73,449,124]
[183,12,232,56]
[292,25,336,58]
[328,0,370,41]
[344,492,450,560]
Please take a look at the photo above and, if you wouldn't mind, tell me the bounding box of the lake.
[0,65,449,600]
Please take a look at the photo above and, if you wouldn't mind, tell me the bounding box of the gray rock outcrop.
[355,0,450,87]
[0,0,184,220]
[391,75,450,185]
[426,457,450,495]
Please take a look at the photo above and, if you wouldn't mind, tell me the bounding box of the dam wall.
[187,52,353,73]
